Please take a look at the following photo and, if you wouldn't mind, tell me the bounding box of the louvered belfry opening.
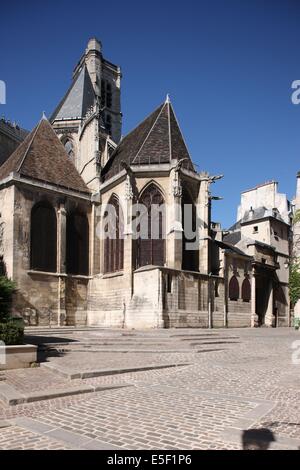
[104,196,124,274]
[182,188,199,272]
[137,184,165,268]
[30,202,57,272]
[66,211,89,275]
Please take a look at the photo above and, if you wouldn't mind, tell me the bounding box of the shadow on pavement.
[242,428,276,450]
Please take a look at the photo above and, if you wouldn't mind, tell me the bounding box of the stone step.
[0,382,131,406]
[41,361,190,380]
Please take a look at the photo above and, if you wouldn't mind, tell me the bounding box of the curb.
[40,362,190,380]
[0,383,131,406]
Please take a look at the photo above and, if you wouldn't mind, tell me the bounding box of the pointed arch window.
[104,196,124,273]
[229,275,239,301]
[137,184,165,268]
[242,278,251,302]
[30,202,57,272]
[66,212,89,275]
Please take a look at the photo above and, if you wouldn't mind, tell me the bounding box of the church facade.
[0,39,290,328]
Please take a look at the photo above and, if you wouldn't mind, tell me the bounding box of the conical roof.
[101,98,195,181]
[0,117,90,194]
[51,66,95,121]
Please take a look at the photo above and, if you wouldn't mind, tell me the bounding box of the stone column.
[265,280,274,327]
[57,204,67,326]
[123,175,134,282]
[91,195,101,275]
[198,175,210,274]
[251,270,257,327]
[167,168,183,269]
[57,204,66,274]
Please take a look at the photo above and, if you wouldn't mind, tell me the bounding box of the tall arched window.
[242,278,251,302]
[66,212,89,275]
[137,184,165,268]
[30,202,57,272]
[229,275,239,301]
[182,188,198,271]
[104,196,124,273]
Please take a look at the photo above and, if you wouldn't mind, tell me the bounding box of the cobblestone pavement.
[0,327,300,450]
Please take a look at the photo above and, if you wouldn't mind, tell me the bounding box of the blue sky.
[1,0,300,227]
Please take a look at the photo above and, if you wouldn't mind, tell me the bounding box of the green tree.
[293,209,300,225]
[289,209,300,306]
[289,261,300,307]
[0,275,16,321]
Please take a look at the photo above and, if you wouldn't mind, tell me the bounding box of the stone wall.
[162,269,225,328]
[0,182,91,326]
[87,273,131,327]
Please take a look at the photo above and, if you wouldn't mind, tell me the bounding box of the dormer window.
[62,138,74,160]
[253,226,258,233]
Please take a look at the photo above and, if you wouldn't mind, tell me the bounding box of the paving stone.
[0,328,300,450]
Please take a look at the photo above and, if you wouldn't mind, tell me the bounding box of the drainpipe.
[223,251,228,327]
[57,275,61,327]
[208,272,212,329]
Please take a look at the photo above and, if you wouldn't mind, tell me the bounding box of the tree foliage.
[0,275,16,321]
[293,209,300,226]
[288,210,300,306]
[289,260,300,306]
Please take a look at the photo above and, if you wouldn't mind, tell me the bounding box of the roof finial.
[165,93,170,104]
[41,111,47,121]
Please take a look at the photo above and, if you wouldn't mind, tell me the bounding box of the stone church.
[0,38,290,328]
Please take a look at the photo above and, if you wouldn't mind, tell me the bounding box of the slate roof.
[223,230,242,246]
[227,206,287,233]
[215,239,252,258]
[101,99,195,181]
[0,117,90,194]
[0,119,29,166]
[51,66,95,122]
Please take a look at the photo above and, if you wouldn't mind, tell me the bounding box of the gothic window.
[242,278,251,302]
[182,188,198,271]
[66,212,89,275]
[229,275,239,301]
[30,202,57,272]
[104,196,124,273]
[106,83,112,108]
[137,184,165,268]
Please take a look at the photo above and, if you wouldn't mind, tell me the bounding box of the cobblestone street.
[1,327,300,450]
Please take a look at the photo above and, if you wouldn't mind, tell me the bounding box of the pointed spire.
[41,111,48,121]
[165,93,171,104]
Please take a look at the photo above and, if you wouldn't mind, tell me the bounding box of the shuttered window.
[242,278,251,302]
[229,275,239,301]
[104,196,124,273]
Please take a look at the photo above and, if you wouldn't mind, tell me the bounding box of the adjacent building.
[222,181,291,327]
